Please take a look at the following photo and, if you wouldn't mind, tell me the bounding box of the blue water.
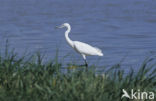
[0,0,156,72]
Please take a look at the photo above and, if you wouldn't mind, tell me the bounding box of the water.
[0,0,156,72]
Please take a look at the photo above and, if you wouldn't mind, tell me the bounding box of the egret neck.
[65,25,74,48]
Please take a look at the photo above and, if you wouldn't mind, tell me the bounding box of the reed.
[0,45,155,101]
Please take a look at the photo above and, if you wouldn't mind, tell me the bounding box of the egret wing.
[93,46,102,53]
[73,41,102,56]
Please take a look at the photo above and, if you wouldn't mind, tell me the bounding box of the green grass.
[0,45,156,101]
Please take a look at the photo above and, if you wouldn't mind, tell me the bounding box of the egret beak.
[55,26,60,28]
[55,25,64,28]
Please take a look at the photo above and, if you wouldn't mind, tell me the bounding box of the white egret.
[57,23,103,68]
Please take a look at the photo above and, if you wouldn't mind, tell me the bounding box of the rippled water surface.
[0,0,156,71]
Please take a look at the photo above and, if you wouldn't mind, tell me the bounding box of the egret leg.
[81,54,88,71]
[85,60,88,67]
[82,55,88,66]
[84,59,88,71]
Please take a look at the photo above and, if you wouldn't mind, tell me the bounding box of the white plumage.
[57,23,103,67]
[73,41,103,56]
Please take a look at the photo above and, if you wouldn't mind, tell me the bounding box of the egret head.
[56,23,70,28]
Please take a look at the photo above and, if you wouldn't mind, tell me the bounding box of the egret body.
[57,23,103,68]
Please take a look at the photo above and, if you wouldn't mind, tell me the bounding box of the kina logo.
[121,89,154,100]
